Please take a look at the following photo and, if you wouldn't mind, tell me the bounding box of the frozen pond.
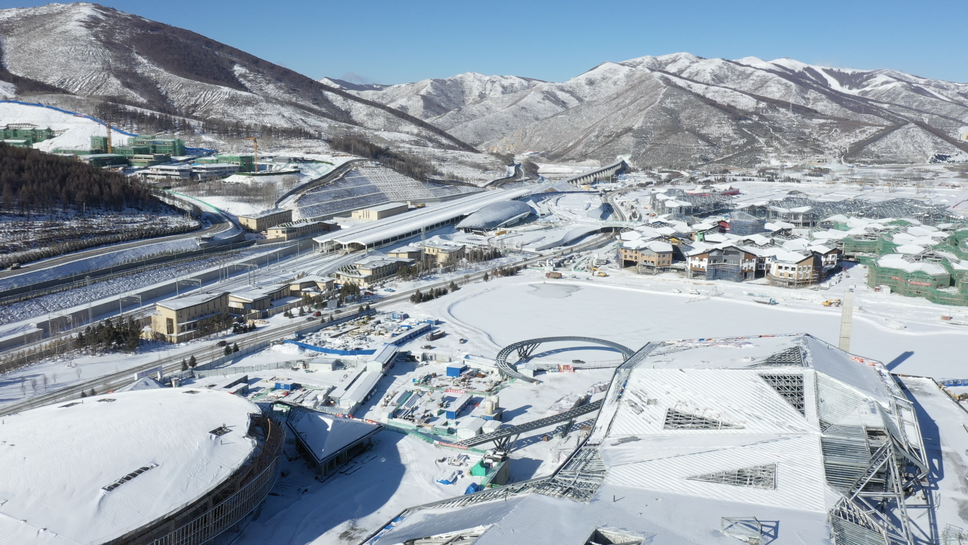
[446,278,968,379]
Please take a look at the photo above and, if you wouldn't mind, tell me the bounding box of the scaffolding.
[729,211,766,236]
[742,195,957,227]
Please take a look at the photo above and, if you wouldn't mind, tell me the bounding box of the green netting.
[867,264,968,306]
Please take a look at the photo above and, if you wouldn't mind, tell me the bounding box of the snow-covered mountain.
[3,3,966,167]
[352,53,968,166]
[0,3,475,151]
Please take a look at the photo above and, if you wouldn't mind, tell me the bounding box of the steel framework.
[494,336,636,383]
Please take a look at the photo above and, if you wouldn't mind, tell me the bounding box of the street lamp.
[119,294,142,317]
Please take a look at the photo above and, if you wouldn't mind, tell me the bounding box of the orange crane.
[106,123,112,154]
[245,136,258,173]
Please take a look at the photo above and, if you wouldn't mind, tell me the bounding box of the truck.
[822,299,842,307]
[426,330,445,341]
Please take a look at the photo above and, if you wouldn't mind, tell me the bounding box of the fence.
[283,340,376,356]
[168,308,377,379]
[0,316,152,374]
[189,359,306,379]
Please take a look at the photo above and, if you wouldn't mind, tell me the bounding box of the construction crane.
[245,136,258,173]
[106,123,112,154]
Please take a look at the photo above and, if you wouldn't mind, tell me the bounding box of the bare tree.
[42,374,49,392]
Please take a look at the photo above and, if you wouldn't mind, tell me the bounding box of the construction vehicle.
[755,298,778,306]
[495,230,507,236]
[822,299,842,307]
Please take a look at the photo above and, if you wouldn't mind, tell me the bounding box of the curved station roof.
[0,389,260,545]
[314,188,532,250]
[455,200,533,231]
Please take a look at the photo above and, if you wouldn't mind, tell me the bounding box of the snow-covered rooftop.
[156,290,227,312]
[0,389,260,545]
[316,188,531,247]
[287,410,381,466]
[370,334,920,545]
[455,200,532,230]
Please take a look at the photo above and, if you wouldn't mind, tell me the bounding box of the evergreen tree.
[189,355,197,368]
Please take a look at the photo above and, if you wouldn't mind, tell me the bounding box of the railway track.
[0,233,613,416]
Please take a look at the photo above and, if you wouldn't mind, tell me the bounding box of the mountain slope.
[0,3,475,151]
[352,53,968,166]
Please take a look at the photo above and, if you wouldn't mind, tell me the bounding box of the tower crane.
[245,136,258,173]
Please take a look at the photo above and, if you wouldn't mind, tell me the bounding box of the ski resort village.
[3,3,968,545]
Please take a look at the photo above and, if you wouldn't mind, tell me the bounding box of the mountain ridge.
[0,3,477,152]
[345,52,968,167]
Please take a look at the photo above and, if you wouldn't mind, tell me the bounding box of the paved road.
[0,233,613,416]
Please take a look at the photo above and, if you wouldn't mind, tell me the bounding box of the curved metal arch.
[495,336,636,383]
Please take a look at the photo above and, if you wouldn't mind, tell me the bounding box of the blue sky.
[4,0,967,84]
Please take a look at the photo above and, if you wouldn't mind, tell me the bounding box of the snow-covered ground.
[5,167,968,542]
[0,100,130,152]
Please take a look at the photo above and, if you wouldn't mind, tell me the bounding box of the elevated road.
[562,160,627,187]
[448,399,604,449]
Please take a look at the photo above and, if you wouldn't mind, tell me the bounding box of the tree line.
[95,101,319,142]
[328,133,439,181]
[76,317,143,353]
[0,144,155,212]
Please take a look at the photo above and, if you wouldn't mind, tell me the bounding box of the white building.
[192,162,239,181]
[140,164,191,182]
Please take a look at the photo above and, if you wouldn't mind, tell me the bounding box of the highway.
[0,197,239,291]
[0,233,614,417]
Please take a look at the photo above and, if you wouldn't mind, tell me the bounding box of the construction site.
[362,333,938,545]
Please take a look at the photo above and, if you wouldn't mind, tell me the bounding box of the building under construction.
[362,333,931,545]
[195,154,256,173]
[742,194,956,227]
[650,188,734,218]
[843,224,968,306]
[0,123,55,146]
[727,210,766,236]
[127,135,186,157]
